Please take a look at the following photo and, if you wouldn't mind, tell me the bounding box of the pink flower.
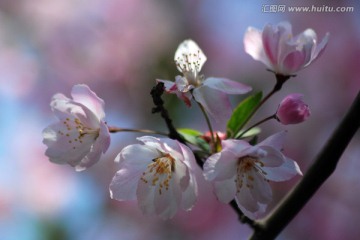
[203,132,302,219]
[276,94,310,125]
[109,136,198,219]
[244,21,329,75]
[42,84,110,171]
[157,39,251,125]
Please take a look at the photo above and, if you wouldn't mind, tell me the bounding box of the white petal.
[248,170,272,204]
[181,173,198,211]
[136,179,156,216]
[262,157,302,182]
[202,77,252,94]
[221,139,251,156]
[174,39,207,73]
[257,131,286,151]
[214,178,237,203]
[309,32,330,65]
[203,151,237,181]
[193,86,232,126]
[244,27,272,69]
[43,123,94,166]
[118,144,159,170]
[257,146,285,167]
[154,176,181,219]
[235,183,259,213]
[71,84,106,120]
[109,168,143,201]
[74,122,110,171]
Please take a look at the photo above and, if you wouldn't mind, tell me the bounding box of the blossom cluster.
[43,22,328,220]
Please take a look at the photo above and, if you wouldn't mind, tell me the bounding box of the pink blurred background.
[0,0,359,239]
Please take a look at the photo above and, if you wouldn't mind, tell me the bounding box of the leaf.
[178,128,210,152]
[227,92,262,138]
[235,127,261,139]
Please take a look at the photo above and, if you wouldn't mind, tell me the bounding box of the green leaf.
[235,127,261,139]
[178,128,210,152]
[227,92,262,138]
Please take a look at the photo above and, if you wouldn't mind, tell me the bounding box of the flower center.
[235,156,268,193]
[57,117,99,149]
[140,154,175,195]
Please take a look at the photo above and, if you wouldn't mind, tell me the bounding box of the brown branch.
[250,90,360,240]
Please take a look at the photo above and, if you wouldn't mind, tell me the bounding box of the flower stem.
[238,74,291,134]
[195,101,215,153]
[237,114,276,139]
[108,127,168,136]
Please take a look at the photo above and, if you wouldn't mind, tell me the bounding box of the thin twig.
[250,90,360,240]
[108,127,168,136]
[150,82,186,144]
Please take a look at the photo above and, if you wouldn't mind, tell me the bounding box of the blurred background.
[0,0,359,239]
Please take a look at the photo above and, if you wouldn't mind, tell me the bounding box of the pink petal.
[281,49,307,74]
[244,27,272,69]
[156,79,177,92]
[202,77,252,94]
[214,178,237,203]
[71,84,105,121]
[193,86,232,126]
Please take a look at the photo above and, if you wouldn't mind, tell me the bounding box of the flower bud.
[276,94,310,125]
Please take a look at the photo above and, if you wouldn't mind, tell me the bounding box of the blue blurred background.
[0,0,359,239]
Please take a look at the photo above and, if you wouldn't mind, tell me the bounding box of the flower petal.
[154,176,182,219]
[71,84,105,121]
[193,86,232,125]
[156,79,177,92]
[308,32,330,65]
[257,131,286,151]
[74,122,110,171]
[43,123,94,166]
[181,173,198,211]
[221,139,251,156]
[235,183,259,213]
[203,151,237,181]
[136,179,156,216]
[109,167,143,201]
[281,49,307,74]
[202,77,252,94]
[244,26,272,69]
[262,157,302,182]
[174,39,207,73]
[214,178,237,203]
[117,143,159,170]
[249,169,272,204]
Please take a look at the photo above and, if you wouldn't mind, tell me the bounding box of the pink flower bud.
[276,94,310,125]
